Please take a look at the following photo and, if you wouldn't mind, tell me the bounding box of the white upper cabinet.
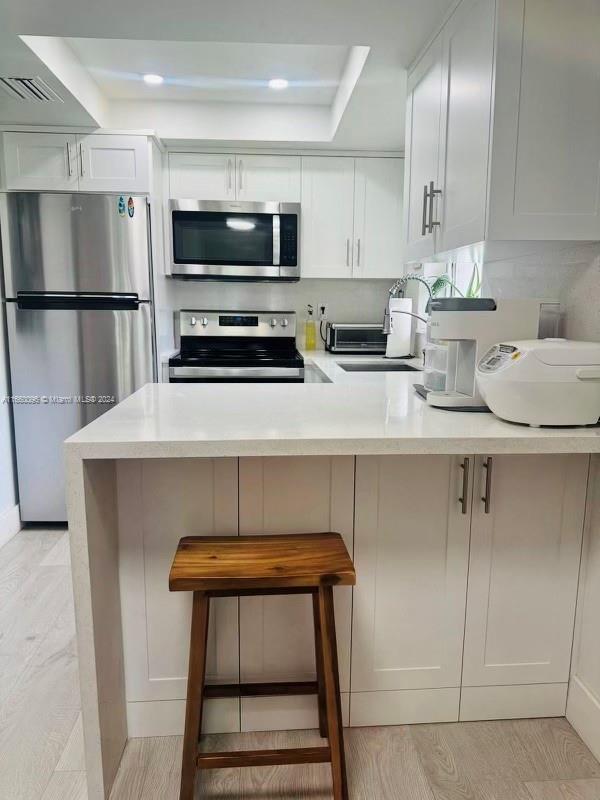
[78,134,149,193]
[168,153,301,202]
[2,132,78,191]
[169,153,236,200]
[301,155,404,279]
[462,454,587,689]
[404,36,444,261]
[236,155,301,202]
[301,156,356,278]
[165,151,404,278]
[404,0,600,260]
[353,158,404,279]
[488,0,600,240]
[437,0,495,252]
[2,132,150,193]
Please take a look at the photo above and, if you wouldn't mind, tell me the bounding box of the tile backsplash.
[155,242,600,359]
[481,243,600,341]
[156,277,391,355]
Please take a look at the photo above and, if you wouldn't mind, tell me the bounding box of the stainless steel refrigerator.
[1,192,156,522]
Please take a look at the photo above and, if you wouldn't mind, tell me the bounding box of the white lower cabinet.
[351,455,472,725]
[117,453,588,736]
[460,454,588,720]
[118,458,240,736]
[238,456,354,731]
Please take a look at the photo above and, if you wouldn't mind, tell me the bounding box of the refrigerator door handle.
[14,291,142,311]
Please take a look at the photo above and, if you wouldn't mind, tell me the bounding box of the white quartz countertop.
[65,350,600,458]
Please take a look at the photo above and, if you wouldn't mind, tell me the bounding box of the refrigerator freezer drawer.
[6,303,154,521]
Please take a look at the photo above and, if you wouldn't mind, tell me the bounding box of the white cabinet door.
[2,132,78,191]
[437,0,494,252]
[168,152,235,200]
[488,0,600,240]
[118,459,239,716]
[353,158,404,279]
[463,455,588,688]
[352,455,472,695]
[77,134,149,193]
[404,36,444,261]
[236,155,301,202]
[301,157,355,278]
[238,456,354,731]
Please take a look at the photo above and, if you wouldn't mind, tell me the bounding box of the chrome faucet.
[383,276,432,333]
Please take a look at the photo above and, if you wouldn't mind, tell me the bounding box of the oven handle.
[272,214,281,266]
[169,365,303,380]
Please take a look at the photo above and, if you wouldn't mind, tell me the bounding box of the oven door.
[169,200,300,280]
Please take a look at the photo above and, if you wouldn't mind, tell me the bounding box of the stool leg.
[318,586,349,800]
[312,590,328,738]
[180,591,210,800]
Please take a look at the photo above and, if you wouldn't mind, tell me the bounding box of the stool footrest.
[204,680,318,699]
[196,746,331,770]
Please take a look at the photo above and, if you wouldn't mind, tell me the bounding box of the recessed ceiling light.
[268,78,289,90]
[143,74,164,85]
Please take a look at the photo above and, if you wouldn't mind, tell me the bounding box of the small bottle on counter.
[304,304,317,351]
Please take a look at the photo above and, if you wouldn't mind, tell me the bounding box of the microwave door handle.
[272,214,281,266]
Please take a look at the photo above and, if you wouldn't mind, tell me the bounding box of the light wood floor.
[2,529,600,800]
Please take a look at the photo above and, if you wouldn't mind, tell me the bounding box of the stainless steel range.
[169,310,304,383]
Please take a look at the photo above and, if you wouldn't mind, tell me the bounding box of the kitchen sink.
[337,362,422,372]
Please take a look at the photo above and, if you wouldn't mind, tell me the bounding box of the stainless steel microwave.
[169,200,300,281]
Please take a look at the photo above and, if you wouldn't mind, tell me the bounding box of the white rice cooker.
[476,339,600,426]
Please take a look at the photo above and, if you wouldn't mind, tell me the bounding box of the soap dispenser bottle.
[304,304,317,351]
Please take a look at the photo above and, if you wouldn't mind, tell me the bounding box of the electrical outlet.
[318,303,328,321]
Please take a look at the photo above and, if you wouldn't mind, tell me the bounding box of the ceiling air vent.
[0,77,63,103]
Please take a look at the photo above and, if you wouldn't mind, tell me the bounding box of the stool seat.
[169,532,356,592]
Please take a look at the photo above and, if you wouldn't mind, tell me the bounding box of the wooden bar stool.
[169,532,356,800]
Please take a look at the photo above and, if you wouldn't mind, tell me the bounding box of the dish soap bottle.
[304,304,317,351]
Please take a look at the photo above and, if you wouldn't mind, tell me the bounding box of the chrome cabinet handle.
[356,238,361,267]
[227,159,233,192]
[79,143,85,177]
[481,457,493,514]
[66,144,74,177]
[346,238,350,267]
[428,180,442,232]
[459,457,470,515]
[238,159,243,193]
[421,184,429,236]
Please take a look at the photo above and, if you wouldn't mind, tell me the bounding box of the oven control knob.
[281,318,289,327]
[190,316,197,327]
[270,318,278,328]
[201,317,209,327]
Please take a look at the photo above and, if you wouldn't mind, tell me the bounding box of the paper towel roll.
[386,298,413,358]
